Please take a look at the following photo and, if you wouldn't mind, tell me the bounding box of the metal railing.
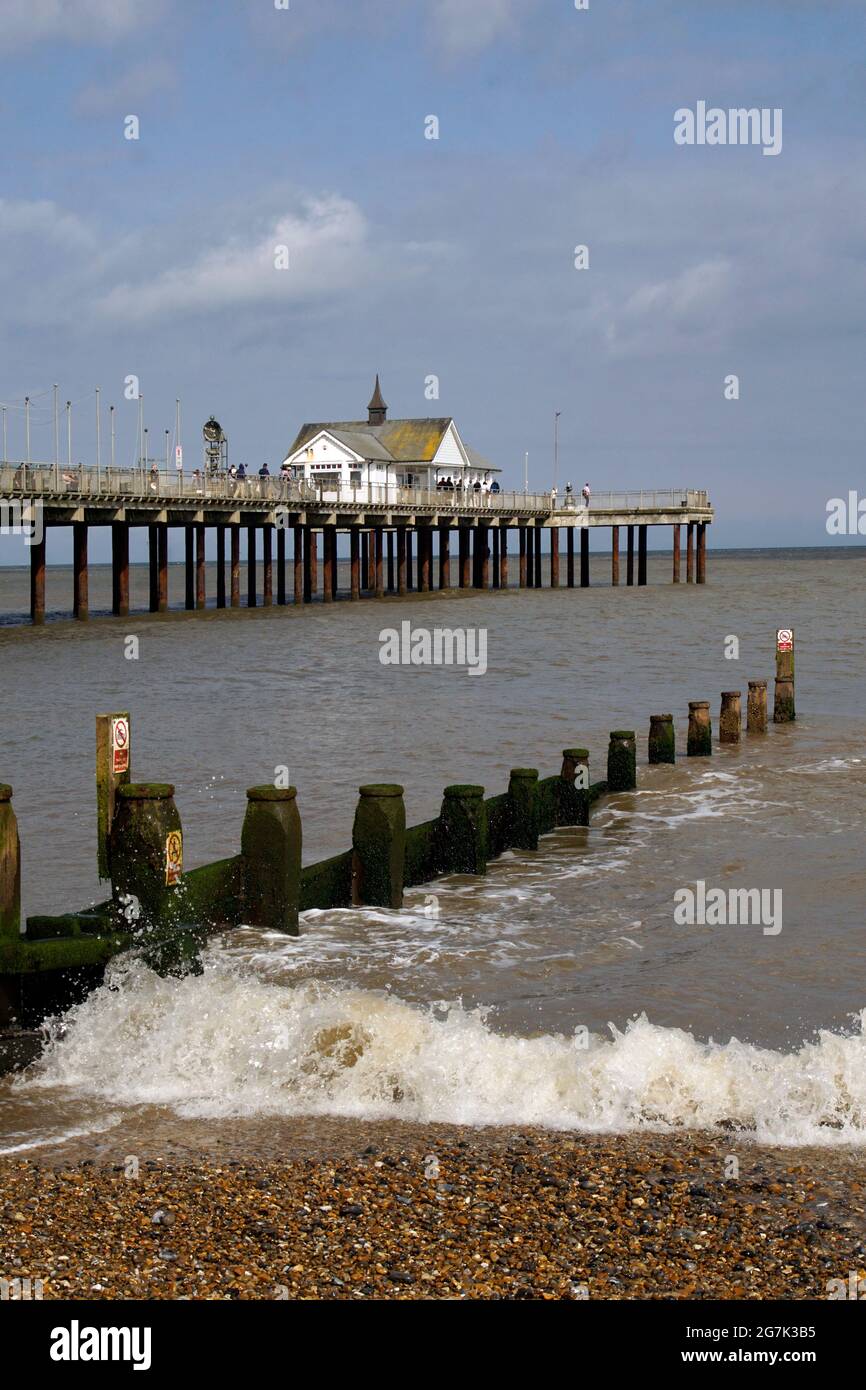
[0,464,710,515]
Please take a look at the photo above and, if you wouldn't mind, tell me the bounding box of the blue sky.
[2,0,865,561]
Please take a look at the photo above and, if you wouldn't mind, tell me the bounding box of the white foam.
[19,958,866,1146]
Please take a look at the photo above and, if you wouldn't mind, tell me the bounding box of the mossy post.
[508,768,540,850]
[607,732,636,792]
[719,691,742,744]
[109,783,201,976]
[437,785,488,875]
[0,785,21,940]
[557,749,590,826]
[687,701,712,756]
[241,786,302,936]
[351,784,406,910]
[773,628,795,723]
[648,714,675,765]
[96,712,131,881]
[747,679,768,733]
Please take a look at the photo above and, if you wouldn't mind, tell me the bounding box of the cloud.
[0,198,95,250]
[427,0,535,57]
[75,58,176,116]
[0,0,161,50]
[96,196,374,322]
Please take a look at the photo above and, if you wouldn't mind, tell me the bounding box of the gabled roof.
[288,418,454,464]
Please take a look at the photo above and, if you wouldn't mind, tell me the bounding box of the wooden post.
[626,525,634,586]
[648,714,675,764]
[30,530,46,625]
[351,784,406,910]
[550,527,559,588]
[231,525,241,607]
[158,524,168,612]
[686,522,694,583]
[526,527,534,588]
[350,528,361,600]
[459,527,470,589]
[374,525,384,598]
[687,700,712,756]
[500,526,508,588]
[696,521,707,584]
[184,526,195,610]
[566,527,574,588]
[276,526,286,606]
[480,526,490,589]
[148,524,159,612]
[0,784,21,939]
[217,524,227,608]
[303,525,312,603]
[263,525,273,606]
[247,524,257,607]
[112,522,129,617]
[747,679,768,733]
[611,525,619,586]
[361,531,369,592]
[310,528,318,596]
[439,524,450,589]
[533,527,542,588]
[322,524,334,603]
[419,528,431,592]
[773,628,795,722]
[387,531,395,592]
[293,525,302,605]
[580,527,589,588]
[607,731,637,792]
[518,526,527,587]
[406,530,413,591]
[241,787,302,936]
[96,712,131,881]
[196,523,206,610]
[719,691,741,743]
[397,527,408,595]
[638,524,647,586]
[73,521,88,620]
[672,523,681,583]
[368,529,376,591]
[492,528,500,589]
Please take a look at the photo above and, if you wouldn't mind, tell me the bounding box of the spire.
[367,374,387,426]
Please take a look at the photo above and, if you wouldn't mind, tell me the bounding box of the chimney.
[367,374,387,426]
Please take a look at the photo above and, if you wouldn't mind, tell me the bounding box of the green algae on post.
[607,732,637,791]
[351,785,406,910]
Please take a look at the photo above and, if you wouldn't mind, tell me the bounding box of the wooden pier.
[1,466,713,624]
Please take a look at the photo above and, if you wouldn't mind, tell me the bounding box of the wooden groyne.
[0,634,794,1034]
[1,468,713,624]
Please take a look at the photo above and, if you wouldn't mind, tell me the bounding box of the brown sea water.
[1,547,865,1155]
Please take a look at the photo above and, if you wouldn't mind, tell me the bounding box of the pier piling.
[686,522,694,583]
[638,525,647,586]
[611,525,619,587]
[626,526,634,586]
[550,528,560,588]
[30,532,46,625]
[184,526,194,610]
[217,525,227,608]
[673,524,681,583]
[247,524,257,607]
[231,525,241,607]
[580,527,590,588]
[73,521,88,620]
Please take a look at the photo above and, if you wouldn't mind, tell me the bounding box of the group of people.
[435,475,501,501]
[553,482,592,508]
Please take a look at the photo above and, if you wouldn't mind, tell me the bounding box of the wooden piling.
[351,784,406,910]
[550,527,559,588]
[533,527,542,588]
[626,525,634,586]
[419,528,431,592]
[360,531,369,592]
[398,527,408,595]
[773,628,795,723]
[508,768,540,850]
[350,528,361,600]
[672,523,681,583]
[500,527,508,589]
[241,787,302,936]
[387,531,395,593]
[231,525,241,608]
[492,529,500,590]
[262,525,273,606]
[374,526,384,598]
[480,526,490,590]
[437,785,487,876]
[719,690,741,743]
[687,700,712,756]
[648,713,675,764]
[216,525,227,608]
[292,525,302,605]
[196,523,206,610]
[611,525,620,586]
[73,521,88,620]
[557,749,590,827]
[518,526,527,588]
[439,524,450,589]
[696,522,707,584]
[638,524,648,586]
[112,522,129,617]
[322,524,334,603]
[276,526,286,606]
[302,525,312,603]
[310,528,318,597]
[458,527,470,589]
[148,524,159,613]
[525,527,534,588]
[406,530,413,591]
[184,526,195,610]
[30,530,46,625]
[158,524,168,612]
[96,712,131,881]
[580,527,589,588]
[247,524,257,607]
[747,679,768,733]
[686,522,694,583]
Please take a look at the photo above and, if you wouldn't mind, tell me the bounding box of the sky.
[1,0,865,561]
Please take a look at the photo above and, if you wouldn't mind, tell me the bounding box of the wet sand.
[2,1125,864,1300]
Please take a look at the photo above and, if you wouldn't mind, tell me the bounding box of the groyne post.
[648,713,675,764]
[687,700,712,756]
[351,784,406,910]
[241,786,302,935]
[558,748,590,826]
[719,690,741,743]
[747,678,768,733]
[109,783,199,975]
[607,731,637,791]
[96,712,131,881]
[773,628,795,723]
[0,786,21,940]
[508,768,540,850]
[437,785,487,875]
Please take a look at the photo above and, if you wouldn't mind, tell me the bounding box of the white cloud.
[427,0,535,56]
[96,196,372,322]
[0,198,95,250]
[75,58,176,116]
[0,0,160,50]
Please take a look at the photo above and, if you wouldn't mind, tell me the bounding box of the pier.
[1,465,713,624]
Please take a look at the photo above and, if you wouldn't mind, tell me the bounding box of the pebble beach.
[2,1127,864,1300]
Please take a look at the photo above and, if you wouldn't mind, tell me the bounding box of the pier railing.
[0,463,709,515]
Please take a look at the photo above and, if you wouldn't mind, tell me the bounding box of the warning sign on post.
[111,716,130,774]
[165,830,183,886]
[776,628,793,652]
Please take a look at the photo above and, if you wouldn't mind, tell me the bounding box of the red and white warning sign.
[776,628,793,652]
[111,716,130,774]
[165,830,183,886]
